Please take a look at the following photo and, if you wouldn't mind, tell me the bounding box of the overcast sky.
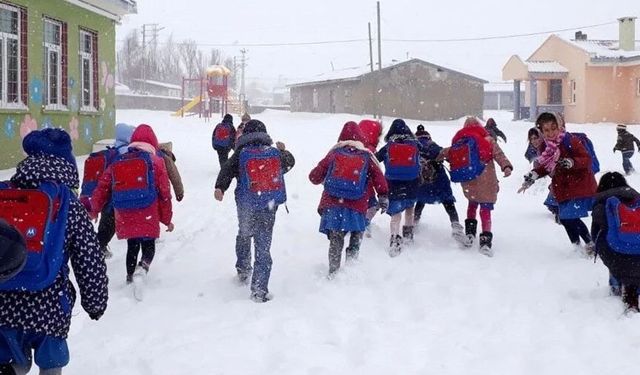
[117,0,639,88]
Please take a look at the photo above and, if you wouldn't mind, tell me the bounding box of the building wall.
[483,91,525,110]
[0,0,116,170]
[629,65,640,124]
[528,35,590,123]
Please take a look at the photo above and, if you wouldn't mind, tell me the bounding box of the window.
[79,29,98,110]
[0,3,26,107]
[548,79,563,105]
[570,80,576,103]
[43,18,67,109]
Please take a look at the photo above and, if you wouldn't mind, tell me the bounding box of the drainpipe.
[618,17,637,52]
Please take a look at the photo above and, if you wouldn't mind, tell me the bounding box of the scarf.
[537,132,565,174]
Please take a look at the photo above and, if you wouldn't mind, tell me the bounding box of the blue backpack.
[110,150,157,210]
[324,149,369,200]
[80,148,119,202]
[212,122,233,148]
[384,141,421,181]
[563,132,600,174]
[0,182,70,291]
[604,196,640,255]
[239,146,287,209]
[448,137,486,183]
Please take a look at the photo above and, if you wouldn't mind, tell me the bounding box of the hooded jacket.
[91,125,173,239]
[158,142,184,202]
[309,122,389,214]
[358,119,382,153]
[591,186,640,285]
[614,130,640,153]
[212,114,236,151]
[0,154,108,338]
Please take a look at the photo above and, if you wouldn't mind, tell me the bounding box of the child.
[591,172,640,312]
[442,117,512,257]
[613,124,640,175]
[212,114,236,167]
[214,119,295,302]
[0,128,108,374]
[82,123,136,259]
[484,118,507,143]
[158,141,185,202]
[414,125,465,244]
[519,112,596,254]
[524,127,559,220]
[358,119,383,237]
[235,113,251,142]
[309,121,388,276]
[91,124,174,287]
[375,119,425,256]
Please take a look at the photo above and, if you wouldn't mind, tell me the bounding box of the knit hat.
[0,220,27,283]
[222,114,233,124]
[415,124,430,138]
[242,119,267,134]
[617,124,627,131]
[22,128,76,168]
[241,113,251,122]
[114,123,135,149]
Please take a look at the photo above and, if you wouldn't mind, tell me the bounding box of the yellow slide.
[172,95,202,117]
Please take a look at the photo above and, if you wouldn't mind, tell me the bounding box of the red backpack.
[110,151,157,210]
[212,123,233,148]
[80,148,119,207]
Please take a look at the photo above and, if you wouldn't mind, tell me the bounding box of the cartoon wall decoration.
[29,78,43,105]
[4,117,16,139]
[69,117,79,141]
[98,118,105,137]
[101,61,114,94]
[82,120,93,143]
[19,115,37,139]
[41,117,54,129]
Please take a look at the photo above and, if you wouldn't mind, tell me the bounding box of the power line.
[117,21,616,48]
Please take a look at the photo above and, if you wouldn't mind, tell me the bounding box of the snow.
[563,38,640,60]
[526,61,569,73]
[3,109,640,374]
[131,79,182,91]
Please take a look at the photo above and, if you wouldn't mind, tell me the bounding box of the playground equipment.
[173,65,233,119]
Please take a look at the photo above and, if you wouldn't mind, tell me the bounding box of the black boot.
[389,235,402,257]
[402,226,414,245]
[479,231,493,257]
[623,285,639,313]
[464,219,477,248]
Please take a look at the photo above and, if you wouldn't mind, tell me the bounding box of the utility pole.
[368,22,376,118]
[376,1,382,119]
[141,23,163,94]
[368,22,374,73]
[239,48,247,112]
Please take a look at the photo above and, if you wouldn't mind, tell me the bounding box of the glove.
[88,311,104,321]
[176,193,184,202]
[524,171,538,184]
[378,196,389,214]
[557,158,574,169]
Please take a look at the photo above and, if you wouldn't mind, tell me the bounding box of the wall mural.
[19,114,37,139]
[4,117,16,139]
[69,95,79,112]
[98,118,105,138]
[29,78,43,105]
[82,121,93,143]
[41,117,54,129]
[101,61,114,94]
[69,117,79,141]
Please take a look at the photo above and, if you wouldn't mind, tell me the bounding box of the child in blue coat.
[414,125,465,244]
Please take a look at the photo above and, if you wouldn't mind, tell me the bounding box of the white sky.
[117,0,640,87]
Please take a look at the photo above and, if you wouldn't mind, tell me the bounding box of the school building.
[0,0,136,170]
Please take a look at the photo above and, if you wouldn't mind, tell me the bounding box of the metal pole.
[376,2,382,119]
[142,25,146,94]
[368,22,374,73]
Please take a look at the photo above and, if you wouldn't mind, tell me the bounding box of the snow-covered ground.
[3,109,640,374]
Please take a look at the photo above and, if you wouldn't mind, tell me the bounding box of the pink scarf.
[536,132,565,174]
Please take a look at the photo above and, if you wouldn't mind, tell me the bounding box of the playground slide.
[172,95,202,117]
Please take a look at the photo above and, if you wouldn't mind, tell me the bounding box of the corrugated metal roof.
[526,61,569,73]
[563,37,640,60]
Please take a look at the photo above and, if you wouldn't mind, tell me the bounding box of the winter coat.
[91,125,173,239]
[614,131,640,153]
[358,119,382,153]
[374,119,427,201]
[591,186,640,285]
[417,136,455,204]
[533,133,596,203]
[158,142,184,202]
[215,131,295,208]
[0,155,108,338]
[485,118,507,143]
[212,119,236,151]
[309,122,388,214]
[441,126,512,204]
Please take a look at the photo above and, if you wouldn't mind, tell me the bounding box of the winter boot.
[250,292,272,303]
[623,285,639,313]
[464,219,477,248]
[451,222,466,245]
[479,231,493,257]
[402,226,414,245]
[237,272,250,285]
[389,235,402,257]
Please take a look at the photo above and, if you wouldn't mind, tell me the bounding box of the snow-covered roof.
[115,82,132,95]
[562,38,640,60]
[526,61,569,73]
[484,82,525,92]
[65,0,137,20]
[132,79,181,91]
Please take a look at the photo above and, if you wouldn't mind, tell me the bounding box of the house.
[503,17,640,124]
[0,0,136,170]
[288,58,487,121]
[130,79,182,97]
[484,82,525,111]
